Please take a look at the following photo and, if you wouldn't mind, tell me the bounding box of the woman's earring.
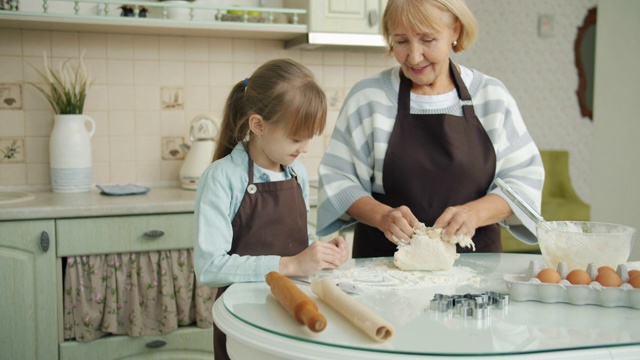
[452,40,458,47]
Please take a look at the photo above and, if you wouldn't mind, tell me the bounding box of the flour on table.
[317,258,480,290]
[394,224,475,271]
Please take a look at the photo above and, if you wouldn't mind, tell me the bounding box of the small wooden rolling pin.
[265,271,327,333]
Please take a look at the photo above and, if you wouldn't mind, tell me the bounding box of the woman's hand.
[433,194,512,238]
[433,205,478,239]
[348,197,420,245]
[279,238,349,277]
[379,205,420,244]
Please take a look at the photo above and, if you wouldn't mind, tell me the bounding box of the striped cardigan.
[317,66,544,244]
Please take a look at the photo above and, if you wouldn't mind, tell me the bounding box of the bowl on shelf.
[537,221,636,271]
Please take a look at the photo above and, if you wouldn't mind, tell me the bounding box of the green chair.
[501,150,591,253]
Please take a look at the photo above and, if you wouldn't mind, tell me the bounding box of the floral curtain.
[63,249,216,342]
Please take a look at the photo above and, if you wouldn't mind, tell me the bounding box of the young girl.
[194,58,349,360]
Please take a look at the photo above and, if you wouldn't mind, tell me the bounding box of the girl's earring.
[452,40,458,47]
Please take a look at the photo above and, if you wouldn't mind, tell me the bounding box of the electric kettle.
[179,114,219,190]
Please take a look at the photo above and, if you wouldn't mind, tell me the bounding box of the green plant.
[29,51,93,114]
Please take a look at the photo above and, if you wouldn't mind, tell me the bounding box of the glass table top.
[221,253,640,356]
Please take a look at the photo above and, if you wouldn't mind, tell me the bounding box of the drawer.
[59,327,213,360]
[57,213,195,256]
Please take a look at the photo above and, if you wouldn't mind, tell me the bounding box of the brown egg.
[596,271,622,287]
[598,265,616,274]
[566,269,592,285]
[628,274,640,289]
[537,268,562,283]
[628,270,640,279]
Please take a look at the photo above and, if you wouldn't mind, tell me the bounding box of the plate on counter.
[96,184,150,196]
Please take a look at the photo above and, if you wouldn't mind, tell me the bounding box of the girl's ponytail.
[213,81,248,161]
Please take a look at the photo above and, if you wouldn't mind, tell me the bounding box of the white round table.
[213,253,640,359]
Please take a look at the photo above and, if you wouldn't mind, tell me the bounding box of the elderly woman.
[316,0,544,257]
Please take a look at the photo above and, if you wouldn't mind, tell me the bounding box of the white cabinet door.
[309,0,386,34]
[0,220,58,360]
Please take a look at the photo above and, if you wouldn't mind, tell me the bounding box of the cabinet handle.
[143,230,165,238]
[368,10,379,27]
[145,339,167,349]
[40,231,50,253]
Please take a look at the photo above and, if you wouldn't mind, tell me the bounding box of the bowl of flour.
[537,221,636,270]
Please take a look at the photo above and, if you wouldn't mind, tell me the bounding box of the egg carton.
[504,260,640,309]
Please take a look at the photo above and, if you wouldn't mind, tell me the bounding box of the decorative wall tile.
[0,83,22,109]
[0,138,24,163]
[161,87,184,110]
[161,136,185,160]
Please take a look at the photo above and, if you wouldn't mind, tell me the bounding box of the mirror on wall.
[575,7,597,120]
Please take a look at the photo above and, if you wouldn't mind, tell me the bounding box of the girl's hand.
[328,235,350,264]
[279,239,349,277]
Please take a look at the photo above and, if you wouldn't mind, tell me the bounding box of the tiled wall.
[0,29,395,189]
[0,0,598,202]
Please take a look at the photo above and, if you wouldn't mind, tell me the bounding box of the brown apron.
[353,60,501,258]
[213,156,308,360]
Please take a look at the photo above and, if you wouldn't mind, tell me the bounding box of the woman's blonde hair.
[382,0,478,53]
[213,58,327,161]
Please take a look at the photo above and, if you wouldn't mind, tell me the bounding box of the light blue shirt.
[193,142,311,287]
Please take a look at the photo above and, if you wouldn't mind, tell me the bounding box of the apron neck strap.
[398,60,476,119]
[449,60,477,119]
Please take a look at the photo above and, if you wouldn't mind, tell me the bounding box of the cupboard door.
[0,220,58,360]
[309,0,385,34]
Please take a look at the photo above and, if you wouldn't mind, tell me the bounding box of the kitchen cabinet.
[284,0,388,50]
[308,0,385,35]
[0,0,307,40]
[57,213,213,360]
[0,220,58,360]
[0,189,213,360]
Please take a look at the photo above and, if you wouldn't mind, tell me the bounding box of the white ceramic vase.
[49,114,96,193]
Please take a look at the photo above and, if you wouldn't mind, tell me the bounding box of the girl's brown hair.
[383,0,478,53]
[213,58,327,161]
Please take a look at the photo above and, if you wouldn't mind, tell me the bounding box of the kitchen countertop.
[0,181,318,221]
[214,253,640,359]
[0,187,197,221]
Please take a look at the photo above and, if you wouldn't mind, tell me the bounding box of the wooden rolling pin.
[311,278,394,342]
[265,271,327,332]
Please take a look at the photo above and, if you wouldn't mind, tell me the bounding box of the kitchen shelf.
[0,0,308,40]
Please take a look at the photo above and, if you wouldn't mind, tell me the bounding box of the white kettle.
[179,114,219,190]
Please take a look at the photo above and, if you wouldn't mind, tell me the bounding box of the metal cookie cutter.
[429,291,509,319]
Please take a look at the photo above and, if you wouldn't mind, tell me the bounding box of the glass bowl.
[537,221,637,271]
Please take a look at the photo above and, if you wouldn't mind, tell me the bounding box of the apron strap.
[398,60,477,119]
[448,60,477,119]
